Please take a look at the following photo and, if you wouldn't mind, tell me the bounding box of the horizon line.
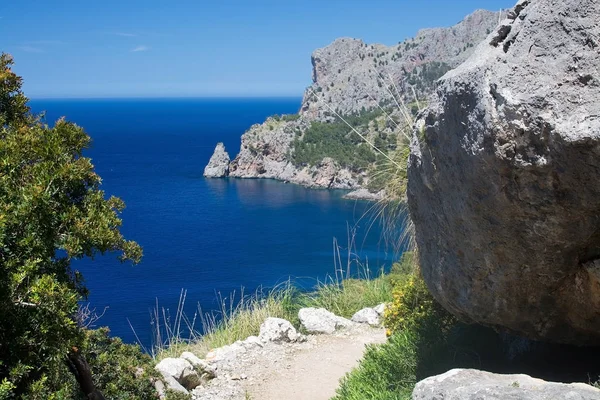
[28,94,305,101]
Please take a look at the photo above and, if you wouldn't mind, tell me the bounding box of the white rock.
[155,357,193,380]
[243,335,264,348]
[203,142,230,178]
[373,303,386,315]
[412,369,600,400]
[155,357,202,390]
[206,342,246,364]
[298,307,354,334]
[259,317,299,343]
[161,374,188,394]
[351,308,381,325]
[181,351,216,378]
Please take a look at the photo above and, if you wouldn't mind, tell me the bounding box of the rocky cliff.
[207,9,505,195]
[408,0,600,344]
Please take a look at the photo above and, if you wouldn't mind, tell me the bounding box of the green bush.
[83,328,158,399]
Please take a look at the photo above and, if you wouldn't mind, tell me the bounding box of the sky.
[1,0,515,98]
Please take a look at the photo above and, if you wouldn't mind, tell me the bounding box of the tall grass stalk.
[307,71,422,256]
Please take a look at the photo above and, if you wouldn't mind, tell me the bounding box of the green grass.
[305,273,392,319]
[152,272,393,360]
[333,331,418,400]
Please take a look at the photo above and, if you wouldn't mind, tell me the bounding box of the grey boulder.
[408,0,600,344]
[351,308,381,325]
[412,369,600,400]
[298,307,354,334]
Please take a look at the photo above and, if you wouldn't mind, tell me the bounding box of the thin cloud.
[131,45,150,52]
[114,32,137,38]
[18,46,45,53]
[26,40,64,45]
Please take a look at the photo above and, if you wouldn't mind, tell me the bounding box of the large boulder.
[203,142,230,178]
[407,0,600,344]
[298,307,354,334]
[412,369,600,400]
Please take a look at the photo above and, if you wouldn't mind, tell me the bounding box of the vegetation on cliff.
[291,109,396,172]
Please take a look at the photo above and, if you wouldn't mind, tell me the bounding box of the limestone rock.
[155,357,192,380]
[351,308,381,325]
[407,0,600,344]
[298,307,354,334]
[373,303,386,315]
[203,142,230,178]
[181,352,216,379]
[412,369,600,400]
[205,341,247,364]
[161,374,188,395]
[258,317,299,343]
[155,357,199,392]
[242,335,263,348]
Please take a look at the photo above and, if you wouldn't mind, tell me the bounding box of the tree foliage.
[291,110,383,172]
[0,54,143,398]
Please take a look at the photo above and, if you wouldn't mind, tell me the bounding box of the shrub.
[384,273,455,336]
[82,328,158,399]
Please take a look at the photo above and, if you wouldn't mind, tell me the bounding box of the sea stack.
[203,143,230,178]
[407,0,600,344]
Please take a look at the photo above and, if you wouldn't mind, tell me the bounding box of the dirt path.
[245,328,386,400]
[192,324,386,400]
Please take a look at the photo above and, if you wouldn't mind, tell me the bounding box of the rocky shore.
[203,10,505,200]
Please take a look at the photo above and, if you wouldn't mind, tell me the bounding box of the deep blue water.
[29,98,398,347]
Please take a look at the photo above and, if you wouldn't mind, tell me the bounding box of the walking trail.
[193,324,386,400]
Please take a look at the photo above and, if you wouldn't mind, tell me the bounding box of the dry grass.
[147,283,299,360]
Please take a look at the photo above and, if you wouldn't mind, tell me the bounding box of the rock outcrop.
[206,10,504,197]
[412,369,600,400]
[203,143,230,178]
[408,0,600,344]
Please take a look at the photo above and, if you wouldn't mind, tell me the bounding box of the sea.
[29,98,399,348]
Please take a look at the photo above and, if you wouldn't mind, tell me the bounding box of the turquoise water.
[29,98,399,346]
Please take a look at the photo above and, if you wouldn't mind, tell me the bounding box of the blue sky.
[1,0,515,98]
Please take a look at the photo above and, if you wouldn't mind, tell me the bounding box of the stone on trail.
[181,351,216,379]
[298,307,354,334]
[155,357,199,392]
[351,308,381,325]
[412,369,600,400]
[259,317,299,343]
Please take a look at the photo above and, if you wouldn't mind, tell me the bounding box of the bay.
[29,98,398,347]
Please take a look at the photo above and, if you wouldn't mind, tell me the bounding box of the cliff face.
[301,10,503,120]
[408,0,600,344]
[209,9,505,193]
